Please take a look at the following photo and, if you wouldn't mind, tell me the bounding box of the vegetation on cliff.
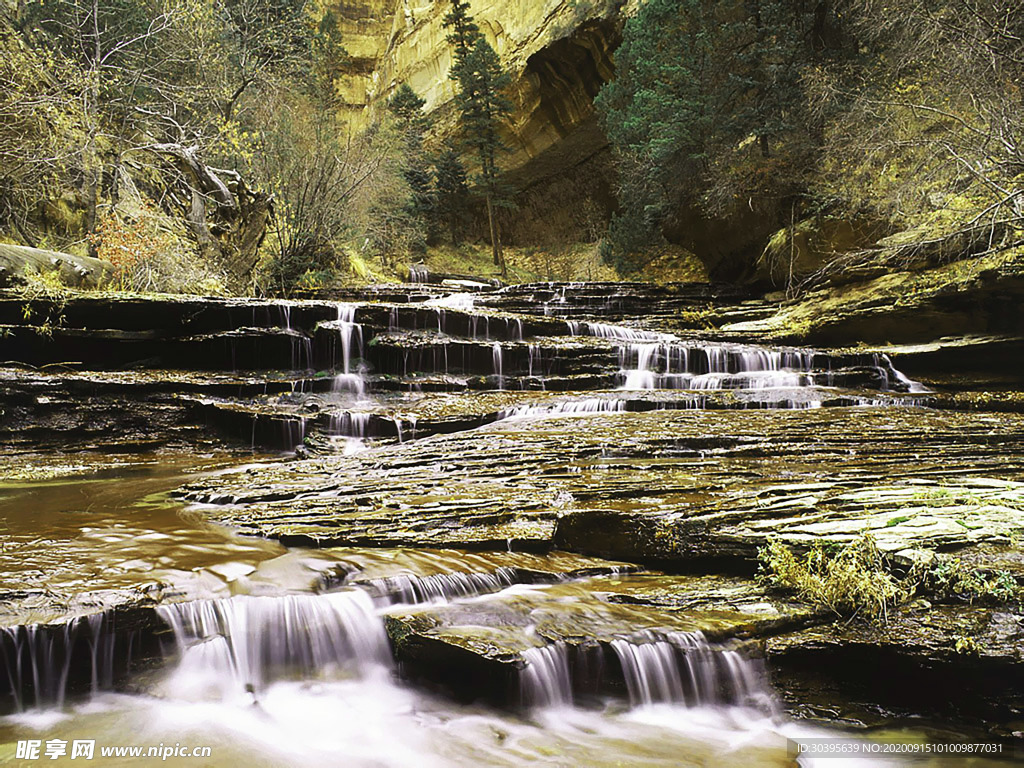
[597,0,1023,285]
[1,0,1020,294]
[0,0,432,295]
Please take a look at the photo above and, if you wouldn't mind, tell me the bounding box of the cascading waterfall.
[333,303,365,396]
[520,643,573,708]
[156,591,390,696]
[358,567,522,605]
[1,613,131,712]
[568,321,666,343]
[327,411,372,442]
[618,343,816,391]
[611,631,774,710]
[520,631,774,712]
[497,398,628,420]
[567,320,923,394]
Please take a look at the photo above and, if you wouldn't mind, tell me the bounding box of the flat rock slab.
[383,571,816,704]
[180,408,1024,564]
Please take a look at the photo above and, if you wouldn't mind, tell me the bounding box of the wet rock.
[383,572,790,705]
[180,409,1024,563]
[721,250,1024,348]
[767,604,1024,734]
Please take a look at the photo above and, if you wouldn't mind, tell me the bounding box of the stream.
[0,282,1019,765]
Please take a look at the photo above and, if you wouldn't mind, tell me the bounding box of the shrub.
[757,534,908,621]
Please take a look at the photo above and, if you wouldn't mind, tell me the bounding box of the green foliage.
[757,534,909,621]
[759,536,1021,624]
[388,85,435,247]
[443,0,513,274]
[925,559,1019,605]
[595,0,839,269]
[434,149,470,245]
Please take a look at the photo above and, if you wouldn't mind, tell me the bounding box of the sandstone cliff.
[335,0,627,244]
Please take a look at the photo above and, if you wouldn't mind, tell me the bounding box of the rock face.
[335,0,624,242]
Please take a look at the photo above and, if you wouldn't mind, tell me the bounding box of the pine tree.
[594,0,839,270]
[388,84,435,243]
[442,0,512,278]
[434,148,470,245]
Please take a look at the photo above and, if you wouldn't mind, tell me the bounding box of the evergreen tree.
[442,0,512,278]
[434,148,470,245]
[388,84,435,245]
[595,0,844,270]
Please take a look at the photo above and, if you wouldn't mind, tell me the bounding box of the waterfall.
[327,412,372,439]
[573,322,667,342]
[1,613,130,712]
[611,637,685,704]
[521,643,573,707]
[611,631,774,710]
[425,293,476,312]
[492,342,504,390]
[618,342,818,392]
[333,303,365,396]
[358,567,521,605]
[496,398,628,421]
[520,632,774,712]
[408,264,428,283]
[279,303,313,371]
[156,591,390,695]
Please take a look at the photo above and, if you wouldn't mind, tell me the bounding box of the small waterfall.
[618,342,817,392]
[327,411,372,439]
[874,353,930,393]
[568,321,666,342]
[492,342,504,390]
[273,416,308,451]
[519,632,774,712]
[333,303,365,396]
[425,293,475,312]
[527,343,542,379]
[408,264,428,283]
[358,567,521,605]
[611,631,773,710]
[157,592,390,695]
[1,613,131,712]
[521,643,573,708]
[611,637,685,705]
[280,304,313,371]
[496,398,628,421]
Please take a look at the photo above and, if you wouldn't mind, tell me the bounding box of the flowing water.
[0,286,1012,766]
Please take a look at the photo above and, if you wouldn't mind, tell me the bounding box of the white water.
[2,585,959,768]
[492,342,504,390]
[360,567,520,605]
[156,591,389,697]
[0,614,123,711]
[332,303,365,397]
[496,398,628,421]
[520,643,573,707]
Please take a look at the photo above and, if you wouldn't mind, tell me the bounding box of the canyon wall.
[335,0,628,244]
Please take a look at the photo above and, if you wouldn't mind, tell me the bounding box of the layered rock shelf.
[1,280,1022,745]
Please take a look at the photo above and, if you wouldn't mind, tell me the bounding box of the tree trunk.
[485,192,506,278]
[147,144,269,293]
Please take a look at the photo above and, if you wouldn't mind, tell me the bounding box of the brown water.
[0,451,286,622]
